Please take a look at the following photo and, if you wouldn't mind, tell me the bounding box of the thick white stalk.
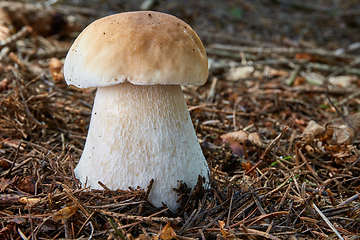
[75,82,209,211]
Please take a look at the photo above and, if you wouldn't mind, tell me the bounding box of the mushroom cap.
[64,11,208,88]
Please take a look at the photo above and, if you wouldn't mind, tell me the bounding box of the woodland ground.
[1,0,360,239]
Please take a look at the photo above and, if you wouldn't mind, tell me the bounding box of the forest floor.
[1,0,360,239]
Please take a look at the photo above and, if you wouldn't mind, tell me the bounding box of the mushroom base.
[75,82,209,212]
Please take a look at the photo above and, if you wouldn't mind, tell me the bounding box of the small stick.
[0,26,33,49]
[145,179,154,198]
[311,202,343,240]
[99,210,182,223]
[233,97,243,130]
[97,181,111,191]
[297,149,320,181]
[62,187,90,218]
[338,192,360,207]
[285,63,304,86]
[246,126,288,175]
[226,190,234,227]
[206,77,217,103]
[4,140,22,177]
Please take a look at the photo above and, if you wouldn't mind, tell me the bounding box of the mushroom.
[63,11,209,212]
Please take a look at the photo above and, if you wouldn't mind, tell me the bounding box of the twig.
[11,68,45,126]
[62,187,90,218]
[99,210,182,223]
[285,62,305,86]
[226,190,234,227]
[4,140,22,178]
[0,26,33,49]
[206,77,218,103]
[311,202,343,240]
[239,226,281,240]
[338,193,360,207]
[210,43,356,60]
[246,126,289,175]
[297,149,320,181]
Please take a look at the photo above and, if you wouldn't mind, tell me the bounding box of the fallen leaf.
[294,53,315,61]
[52,206,79,222]
[329,75,355,88]
[49,57,65,84]
[0,78,11,92]
[301,71,325,85]
[242,162,253,172]
[332,124,353,145]
[264,66,288,77]
[219,221,238,240]
[252,70,263,80]
[248,132,262,147]
[19,197,41,205]
[0,9,13,41]
[135,234,148,240]
[221,130,248,144]
[301,120,325,144]
[153,222,178,240]
[3,139,25,150]
[0,177,16,192]
[230,142,244,156]
[0,158,11,170]
[293,76,307,86]
[17,175,37,194]
[226,66,254,81]
[344,112,360,134]
[213,135,223,146]
[344,155,357,164]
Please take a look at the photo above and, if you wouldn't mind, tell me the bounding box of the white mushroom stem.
[75,82,209,212]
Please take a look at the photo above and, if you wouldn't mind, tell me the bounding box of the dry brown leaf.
[264,66,288,77]
[329,75,355,88]
[242,162,253,172]
[19,197,41,205]
[153,222,178,240]
[17,175,37,194]
[248,132,262,146]
[230,142,244,156]
[294,53,315,61]
[344,155,357,163]
[0,177,16,192]
[0,158,10,169]
[126,233,135,240]
[345,112,360,133]
[221,130,248,144]
[219,221,238,240]
[0,9,12,41]
[0,78,11,92]
[3,139,25,150]
[52,206,79,222]
[135,234,148,240]
[301,120,325,144]
[49,57,65,84]
[293,76,307,86]
[226,66,254,81]
[213,135,223,146]
[252,70,263,80]
[301,71,325,85]
[332,124,353,145]
[0,25,10,40]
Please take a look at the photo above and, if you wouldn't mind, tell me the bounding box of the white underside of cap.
[74,82,209,212]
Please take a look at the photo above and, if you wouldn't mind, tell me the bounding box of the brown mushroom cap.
[64,11,208,88]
